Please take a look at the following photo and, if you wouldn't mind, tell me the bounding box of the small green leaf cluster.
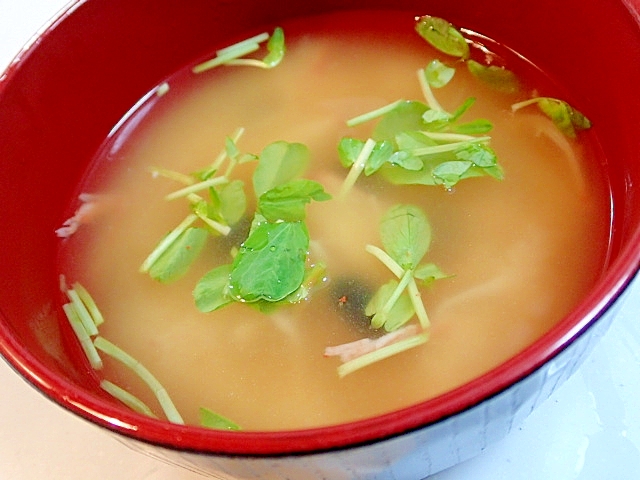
[365,205,448,332]
[338,70,503,193]
[193,141,331,312]
[415,16,521,94]
[140,130,255,283]
[141,134,330,310]
[416,16,592,138]
[325,205,448,376]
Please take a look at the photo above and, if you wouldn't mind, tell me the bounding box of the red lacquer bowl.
[1,0,640,478]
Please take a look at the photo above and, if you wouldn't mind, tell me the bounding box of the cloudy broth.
[58,10,611,430]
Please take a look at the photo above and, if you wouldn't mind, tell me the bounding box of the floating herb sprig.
[141,130,254,283]
[417,16,591,137]
[142,128,330,310]
[193,27,285,74]
[366,204,446,331]
[511,97,592,138]
[338,63,502,195]
[194,141,331,310]
[324,205,447,376]
[416,15,520,95]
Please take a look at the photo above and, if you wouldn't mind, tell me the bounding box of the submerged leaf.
[466,59,521,94]
[365,141,396,175]
[450,97,477,122]
[432,160,474,188]
[425,59,456,88]
[452,118,493,135]
[414,263,450,285]
[253,141,310,197]
[258,179,331,222]
[379,205,431,270]
[338,137,366,168]
[200,407,241,431]
[415,15,470,59]
[193,264,233,313]
[511,97,592,138]
[149,227,208,283]
[537,98,591,138]
[395,131,437,151]
[218,180,247,226]
[374,101,429,142]
[422,108,452,125]
[365,279,415,331]
[455,142,497,167]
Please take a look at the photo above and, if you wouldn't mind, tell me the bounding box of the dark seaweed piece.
[329,277,376,335]
[219,215,252,252]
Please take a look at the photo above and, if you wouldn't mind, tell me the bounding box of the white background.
[1,1,640,479]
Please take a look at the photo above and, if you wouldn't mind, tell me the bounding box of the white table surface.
[2,2,640,479]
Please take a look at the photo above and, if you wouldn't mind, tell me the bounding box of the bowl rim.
[1,0,640,458]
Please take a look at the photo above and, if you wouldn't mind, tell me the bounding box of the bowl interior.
[1,0,640,455]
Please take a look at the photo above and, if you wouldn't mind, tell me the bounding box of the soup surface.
[57,10,611,430]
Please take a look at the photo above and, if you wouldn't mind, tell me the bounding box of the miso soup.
[57,10,611,431]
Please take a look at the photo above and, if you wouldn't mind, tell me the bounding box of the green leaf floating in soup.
[228,220,310,303]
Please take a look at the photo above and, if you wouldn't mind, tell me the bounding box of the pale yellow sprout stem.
[139,213,198,273]
[216,32,270,56]
[148,167,195,185]
[186,194,231,236]
[155,82,170,97]
[72,282,104,327]
[165,176,229,201]
[511,98,542,112]
[418,68,446,112]
[94,336,184,424]
[192,43,261,74]
[337,333,429,377]
[100,380,158,419]
[62,303,102,370]
[211,127,245,172]
[421,131,484,143]
[365,245,430,328]
[225,59,270,69]
[339,138,376,198]
[193,210,231,236]
[372,269,414,328]
[408,278,430,329]
[345,99,405,127]
[365,245,403,276]
[65,289,99,336]
[412,137,490,157]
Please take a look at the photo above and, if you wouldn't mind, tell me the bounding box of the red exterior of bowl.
[1,0,640,478]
